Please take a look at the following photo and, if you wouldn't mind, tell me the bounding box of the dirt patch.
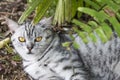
[0,0,30,80]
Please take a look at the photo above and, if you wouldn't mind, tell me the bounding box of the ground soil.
[0,0,31,80]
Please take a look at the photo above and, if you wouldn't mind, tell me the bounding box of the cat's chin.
[27,52,34,54]
[27,51,34,54]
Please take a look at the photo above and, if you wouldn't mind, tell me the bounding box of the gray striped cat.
[7,18,88,80]
[75,33,120,80]
[6,17,120,80]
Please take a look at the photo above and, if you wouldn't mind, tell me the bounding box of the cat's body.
[75,35,120,80]
[9,18,88,80]
[7,17,120,80]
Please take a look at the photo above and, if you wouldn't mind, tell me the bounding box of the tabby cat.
[7,18,88,80]
[6,17,120,80]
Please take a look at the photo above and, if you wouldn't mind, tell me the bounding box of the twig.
[0,12,17,16]
[0,38,10,49]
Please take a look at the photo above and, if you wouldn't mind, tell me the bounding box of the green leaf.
[84,0,100,10]
[109,17,120,37]
[73,0,120,44]
[78,7,108,22]
[102,0,120,12]
[89,32,97,42]
[101,22,112,39]
[73,27,88,43]
[12,54,21,61]
[33,0,53,24]
[27,0,34,4]
[116,12,120,21]
[53,0,65,25]
[71,0,83,18]
[64,0,71,22]
[54,0,83,25]
[72,19,92,33]
[72,41,80,49]
[114,0,120,4]
[88,21,98,28]
[18,0,43,24]
[62,42,71,47]
[95,27,108,43]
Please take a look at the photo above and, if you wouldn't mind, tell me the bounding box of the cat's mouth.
[27,51,34,54]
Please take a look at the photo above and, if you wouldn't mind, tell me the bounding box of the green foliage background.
[18,0,120,47]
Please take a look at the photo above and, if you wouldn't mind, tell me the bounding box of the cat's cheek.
[18,49,31,60]
[15,46,28,55]
[31,49,40,55]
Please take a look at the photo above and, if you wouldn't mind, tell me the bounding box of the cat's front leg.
[70,74,89,80]
[41,76,64,80]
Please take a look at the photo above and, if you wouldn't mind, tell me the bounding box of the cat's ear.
[44,16,53,25]
[39,16,53,27]
[4,17,19,33]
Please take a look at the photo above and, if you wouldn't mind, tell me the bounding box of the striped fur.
[10,18,120,80]
[11,18,89,80]
[75,33,120,80]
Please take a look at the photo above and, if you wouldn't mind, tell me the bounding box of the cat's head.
[7,17,55,60]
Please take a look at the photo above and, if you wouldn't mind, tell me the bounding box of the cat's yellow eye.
[18,37,26,42]
[35,37,42,42]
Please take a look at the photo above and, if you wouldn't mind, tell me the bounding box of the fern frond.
[73,0,120,44]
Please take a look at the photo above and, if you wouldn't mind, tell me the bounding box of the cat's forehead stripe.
[25,22,35,37]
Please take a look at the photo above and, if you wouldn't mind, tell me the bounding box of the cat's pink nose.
[27,44,34,51]
[27,47,33,51]
[26,42,34,51]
